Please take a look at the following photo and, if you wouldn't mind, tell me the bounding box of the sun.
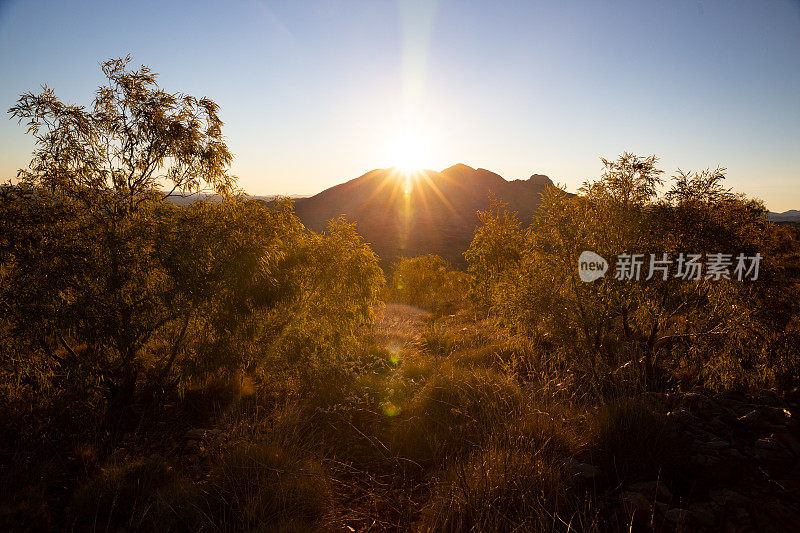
[385,131,434,174]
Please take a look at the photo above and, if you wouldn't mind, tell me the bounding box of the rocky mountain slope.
[293,164,558,266]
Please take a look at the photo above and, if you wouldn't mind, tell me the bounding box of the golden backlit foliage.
[0,58,384,431]
[386,254,468,313]
[466,153,800,390]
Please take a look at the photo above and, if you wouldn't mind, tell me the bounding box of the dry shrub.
[177,373,253,427]
[0,459,52,531]
[146,477,215,532]
[386,255,468,314]
[589,397,689,485]
[503,403,581,460]
[69,455,189,531]
[261,354,402,475]
[420,321,458,357]
[453,341,520,372]
[391,365,523,467]
[208,441,332,531]
[418,444,591,532]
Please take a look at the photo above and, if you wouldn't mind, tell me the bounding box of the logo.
[578,251,608,282]
[577,251,762,282]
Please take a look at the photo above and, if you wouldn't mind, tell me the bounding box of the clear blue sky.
[1,0,799,210]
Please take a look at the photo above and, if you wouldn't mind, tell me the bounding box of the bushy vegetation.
[466,153,800,391]
[0,59,383,530]
[385,255,468,314]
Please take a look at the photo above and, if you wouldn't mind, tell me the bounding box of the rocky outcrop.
[606,390,800,531]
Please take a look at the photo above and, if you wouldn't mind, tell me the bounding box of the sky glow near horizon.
[0,0,798,210]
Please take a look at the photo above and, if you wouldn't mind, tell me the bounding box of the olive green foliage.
[464,194,525,311]
[386,254,468,313]
[275,217,385,361]
[0,58,384,427]
[467,153,800,389]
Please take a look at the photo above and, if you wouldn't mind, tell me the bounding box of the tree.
[2,56,237,418]
[467,153,798,390]
[387,254,467,313]
[464,194,525,312]
[10,55,234,201]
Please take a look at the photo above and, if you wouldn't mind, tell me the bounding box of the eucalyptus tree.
[467,153,794,389]
[1,56,238,416]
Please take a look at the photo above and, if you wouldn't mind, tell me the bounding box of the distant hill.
[769,210,800,224]
[293,164,561,266]
[168,193,308,206]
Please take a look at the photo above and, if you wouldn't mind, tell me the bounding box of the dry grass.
[391,363,523,468]
[4,302,704,531]
[418,443,596,532]
[589,397,690,486]
[208,441,332,531]
[69,455,189,531]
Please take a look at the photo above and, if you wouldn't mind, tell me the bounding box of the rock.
[681,392,702,405]
[788,387,800,405]
[724,447,745,460]
[710,488,751,508]
[668,408,701,426]
[756,436,788,451]
[628,481,672,502]
[619,491,651,524]
[689,502,718,527]
[774,432,800,456]
[184,428,208,440]
[738,409,764,429]
[696,397,719,419]
[664,508,690,523]
[704,439,731,451]
[752,500,800,530]
[749,437,794,464]
[689,426,723,444]
[710,416,733,435]
[756,391,781,407]
[693,453,722,469]
[717,405,741,423]
[567,460,599,480]
[759,405,792,425]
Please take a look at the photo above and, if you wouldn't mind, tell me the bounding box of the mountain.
[769,210,800,224]
[293,164,559,266]
[168,193,308,206]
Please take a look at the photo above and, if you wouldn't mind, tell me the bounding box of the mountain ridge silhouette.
[293,164,561,266]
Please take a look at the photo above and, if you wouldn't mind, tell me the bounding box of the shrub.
[452,341,520,372]
[589,398,689,485]
[466,153,800,390]
[418,444,585,532]
[503,403,580,460]
[208,441,332,530]
[69,455,182,531]
[391,365,523,466]
[420,320,459,357]
[386,255,468,313]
